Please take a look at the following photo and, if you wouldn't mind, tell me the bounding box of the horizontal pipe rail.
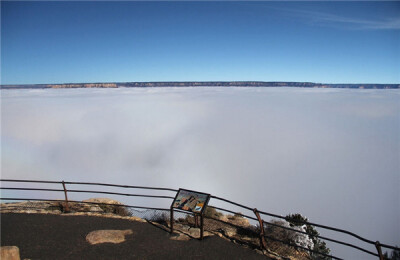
[64,181,178,192]
[0,187,175,199]
[0,179,178,192]
[64,189,175,199]
[0,179,62,184]
[1,187,64,192]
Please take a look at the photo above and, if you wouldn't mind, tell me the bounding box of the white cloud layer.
[1,87,399,258]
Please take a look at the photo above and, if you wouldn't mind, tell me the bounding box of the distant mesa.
[1,81,399,89]
[49,83,118,88]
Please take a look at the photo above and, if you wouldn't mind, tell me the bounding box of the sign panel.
[171,189,210,214]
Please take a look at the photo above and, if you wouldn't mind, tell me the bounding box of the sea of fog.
[1,87,399,259]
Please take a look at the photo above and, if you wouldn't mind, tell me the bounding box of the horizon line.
[2,80,400,86]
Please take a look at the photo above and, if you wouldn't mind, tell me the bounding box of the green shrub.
[384,247,400,260]
[98,203,132,216]
[285,213,332,260]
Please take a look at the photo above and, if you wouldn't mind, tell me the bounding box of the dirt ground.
[1,213,270,260]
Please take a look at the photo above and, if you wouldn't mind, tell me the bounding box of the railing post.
[253,208,267,250]
[200,214,204,240]
[170,208,174,234]
[61,181,70,212]
[375,241,384,260]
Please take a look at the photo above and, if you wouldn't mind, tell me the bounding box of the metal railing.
[0,179,177,224]
[206,198,391,260]
[0,179,398,260]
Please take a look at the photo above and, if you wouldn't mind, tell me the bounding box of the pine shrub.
[285,213,332,260]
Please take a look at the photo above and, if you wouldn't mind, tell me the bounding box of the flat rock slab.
[0,246,20,260]
[86,229,133,245]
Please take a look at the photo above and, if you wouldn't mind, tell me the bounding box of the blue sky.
[1,1,399,84]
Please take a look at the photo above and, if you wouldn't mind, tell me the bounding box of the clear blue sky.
[1,1,399,84]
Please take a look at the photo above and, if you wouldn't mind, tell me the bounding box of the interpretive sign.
[171,189,210,214]
[170,189,211,239]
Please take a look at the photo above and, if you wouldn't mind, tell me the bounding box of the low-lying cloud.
[1,87,399,258]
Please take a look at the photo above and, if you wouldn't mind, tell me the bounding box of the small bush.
[204,206,223,218]
[98,203,132,216]
[46,203,63,212]
[114,205,132,216]
[149,211,170,225]
[236,224,259,237]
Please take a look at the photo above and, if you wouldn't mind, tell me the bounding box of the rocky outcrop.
[0,201,62,214]
[61,201,103,213]
[86,229,133,245]
[0,199,143,222]
[82,198,123,205]
[82,198,130,216]
[0,246,20,260]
